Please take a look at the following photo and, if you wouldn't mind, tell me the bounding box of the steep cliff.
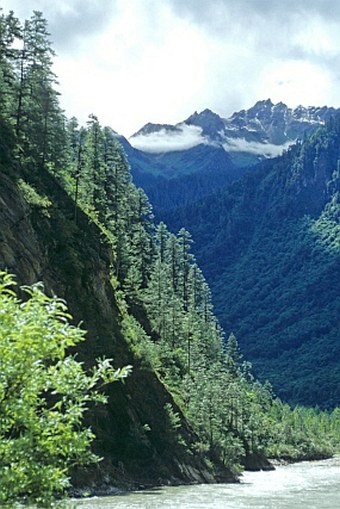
[0,168,234,491]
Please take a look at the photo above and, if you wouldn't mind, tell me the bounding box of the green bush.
[0,272,131,507]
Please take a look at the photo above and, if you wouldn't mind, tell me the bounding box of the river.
[72,457,340,508]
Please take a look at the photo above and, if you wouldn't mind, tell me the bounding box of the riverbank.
[70,457,340,508]
[69,456,236,499]
[70,449,337,499]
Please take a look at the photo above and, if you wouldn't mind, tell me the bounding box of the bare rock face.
[0,175,43,284]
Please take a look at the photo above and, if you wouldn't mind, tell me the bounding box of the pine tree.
[177,228,194,311]
[155,222,169,263]
[103,126,131,229]
[225,332,242,377]
[126,187,154,288]
[0,9,20,125]
[82,114,106,216]
[166,232,180,293]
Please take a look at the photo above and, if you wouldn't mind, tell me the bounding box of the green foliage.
[265,401,339,460]
[0,272,131,507]
[137,186,339,468]
[18,178,52,215]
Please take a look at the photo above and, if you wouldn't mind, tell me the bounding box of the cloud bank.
[130,124,206,153]
[223,138,294,157]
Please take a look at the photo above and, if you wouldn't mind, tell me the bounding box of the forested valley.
[0,9,339,507]
[160,121,340,409]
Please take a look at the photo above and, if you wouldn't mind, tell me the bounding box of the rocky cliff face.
[0,169,234,491]
[223,100,337,145]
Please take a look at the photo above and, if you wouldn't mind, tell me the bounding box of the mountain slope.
[160,119,340,408]
[123,139,244,213]
[0,168,226,490]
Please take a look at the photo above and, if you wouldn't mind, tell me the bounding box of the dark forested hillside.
[161,122,340,408]
[120,137,245,213]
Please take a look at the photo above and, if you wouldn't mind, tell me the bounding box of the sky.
[2,0,340,137]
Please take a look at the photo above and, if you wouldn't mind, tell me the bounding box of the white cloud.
[2,0,340,135]
[255,61,333,109]
[223,138,294,158]
[52,0,213,134]
[129,124,206,153]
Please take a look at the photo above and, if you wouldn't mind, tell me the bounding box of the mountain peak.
[254,98,274,107]
[186,108,219,118]
[184,108,225,138]
[131,122,181,138]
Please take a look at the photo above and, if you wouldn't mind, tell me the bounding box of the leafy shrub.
[0,272,131,507]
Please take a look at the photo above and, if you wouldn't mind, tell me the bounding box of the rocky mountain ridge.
[130,100,339,168]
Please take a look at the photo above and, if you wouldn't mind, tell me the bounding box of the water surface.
[73,457,340,508]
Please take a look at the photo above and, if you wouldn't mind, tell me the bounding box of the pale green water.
[72,457,340,508]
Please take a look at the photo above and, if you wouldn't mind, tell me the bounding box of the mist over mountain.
[123,101,339,214]
[130,100,338,167]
